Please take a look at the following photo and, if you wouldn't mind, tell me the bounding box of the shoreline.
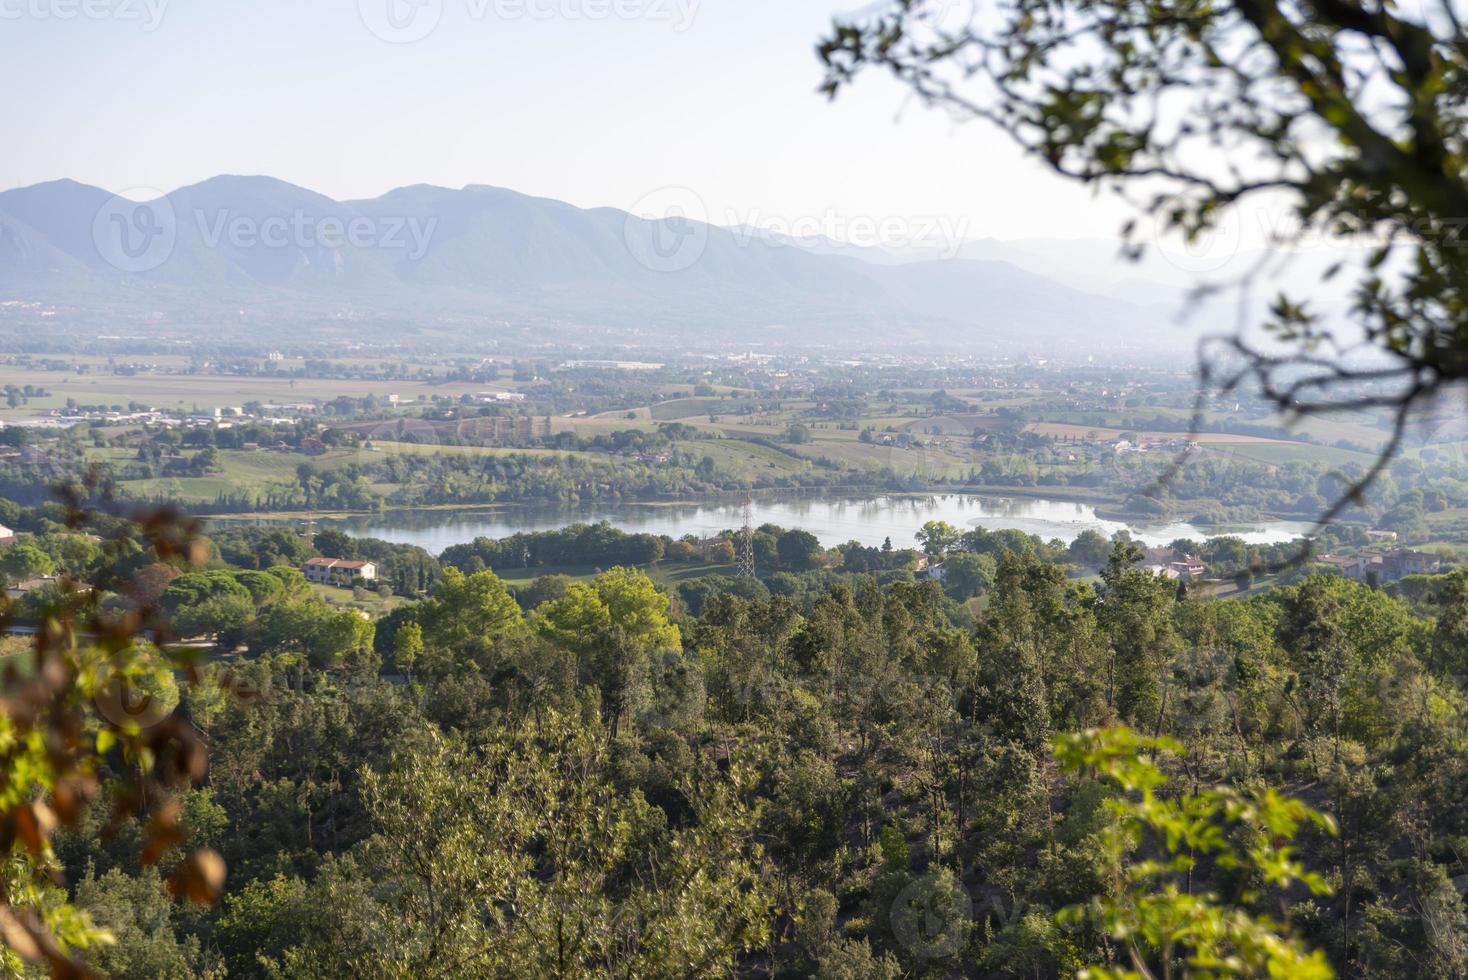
[202,485,1324,542]
[202,484,1128,523]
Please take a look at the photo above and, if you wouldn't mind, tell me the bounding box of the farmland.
[5,350,1465,540]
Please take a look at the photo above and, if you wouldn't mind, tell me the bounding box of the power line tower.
[737,495,756,577]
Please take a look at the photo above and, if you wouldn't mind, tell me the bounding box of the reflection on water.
[220,494,1314,556]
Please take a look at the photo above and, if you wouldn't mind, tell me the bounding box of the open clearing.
[0,365,515,421]
[1207,442,1380,468]
[1025,422,1298,445]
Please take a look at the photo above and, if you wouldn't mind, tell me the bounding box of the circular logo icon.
[94,662,173,733]
[1151,194,1244,275]
[623,186,709,273]
[92,187,177,274]
[1162,645,1238,736]
[359,0,444,43]
[928,0,978,29]
[891,872,972,960]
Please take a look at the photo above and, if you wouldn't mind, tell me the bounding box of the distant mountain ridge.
[0,176,1196,353]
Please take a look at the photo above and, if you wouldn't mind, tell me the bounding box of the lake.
[228,494,1315,555]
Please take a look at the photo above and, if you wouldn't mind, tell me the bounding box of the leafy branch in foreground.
[0,475,223,975]
[1054,727,1337,979]
[819,0,1468,530]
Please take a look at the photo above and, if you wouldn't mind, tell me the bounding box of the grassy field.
[1425,508,1468,542]
[1028,408,1393,450]
[364,441,606,463]
[649,398,742,421]
[84,435,828,509]
[1025,422,1294,445]
[0,364,511,421]
[0,635,32,665]
[492,560,737,588]
[675,439,812,480]
[558,409,962,481]
[306,582,410,618]
[554,416,663,436]
[86,441,623,507]
[1208,442,1380,467]
[712,422,979,477]
[86,447,365,505]
[1286,413,1391,450]
[786,440,978,478]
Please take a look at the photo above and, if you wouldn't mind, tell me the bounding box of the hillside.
[0,177,1192,354]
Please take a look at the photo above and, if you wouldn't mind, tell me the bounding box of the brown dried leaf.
[140,800,184,866]
[0,905,41,962]
[168,848,226,905]
[15,802,57,855]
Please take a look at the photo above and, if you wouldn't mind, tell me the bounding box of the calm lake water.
[232,495,1314,555]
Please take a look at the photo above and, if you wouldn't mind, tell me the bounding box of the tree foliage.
[820,0,1468,522]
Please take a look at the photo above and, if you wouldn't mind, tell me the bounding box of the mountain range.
[0,175,1225,353]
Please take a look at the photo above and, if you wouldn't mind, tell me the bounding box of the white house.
[302,558,379,586]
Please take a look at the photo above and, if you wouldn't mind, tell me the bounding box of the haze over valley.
[0,176,1210,354]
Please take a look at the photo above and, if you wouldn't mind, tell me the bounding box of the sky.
[0,0,1142,244]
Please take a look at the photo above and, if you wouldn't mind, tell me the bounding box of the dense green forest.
[2,496,1466,978]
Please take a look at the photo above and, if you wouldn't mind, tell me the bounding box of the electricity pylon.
[737,495,756,577]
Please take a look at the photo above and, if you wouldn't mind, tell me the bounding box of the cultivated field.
[1024,422,1296,445]
[0,363,515,421]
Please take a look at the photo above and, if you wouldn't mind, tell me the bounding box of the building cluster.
[4,575,57,600]
[1141,547,1208,580]
[17,404,317,430]
[1314,550,1444,584]
[558,360,664,371]
[1108,437,1200,455]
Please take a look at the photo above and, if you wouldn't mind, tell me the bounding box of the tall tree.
[1098,553,1182,729]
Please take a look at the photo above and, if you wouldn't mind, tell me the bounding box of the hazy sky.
[0,0,1144,243]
